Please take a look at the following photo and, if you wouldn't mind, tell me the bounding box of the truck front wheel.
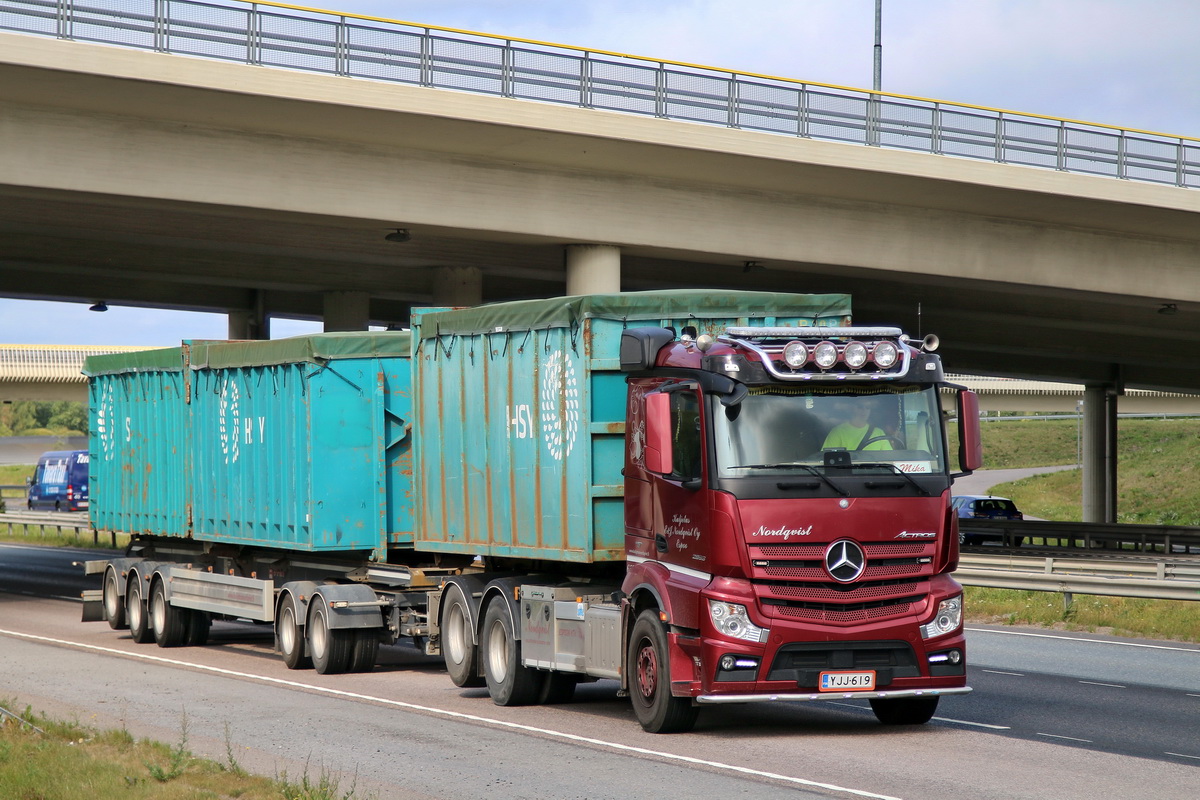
[442,586,484,687]
[628,610,699,734]
[869,696,939,725]
[481,598,543,705]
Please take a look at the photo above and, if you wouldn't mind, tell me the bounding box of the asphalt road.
[1,545,1197,799]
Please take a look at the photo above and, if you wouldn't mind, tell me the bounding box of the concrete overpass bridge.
[2,0,1199,522]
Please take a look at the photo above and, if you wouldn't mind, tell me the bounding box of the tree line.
[0,401,88,436]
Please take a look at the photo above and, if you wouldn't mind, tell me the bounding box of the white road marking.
[966,627,1200,654]
[1165,752,1200,761]
[981,669,1025,677]
[1078,681,1126,689]
[1036,733,1092,743]
[0,628,903,800]
[933,717,1011,730]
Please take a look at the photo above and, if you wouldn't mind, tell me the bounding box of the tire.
[309,598,353,675]
[348,630,380,673]
[442,586,484,687]
[184,610,210,647]
[278,602,311,670]
[103,567,127,630]
[538,672,578,705]
[481,598,544,706]
[150,578,186,648]
[126,576,154,644]
[627,610,699,733]
[869,696,939,725]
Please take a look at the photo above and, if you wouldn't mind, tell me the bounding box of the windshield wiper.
[729,463,849,496]
[854,463,932,496]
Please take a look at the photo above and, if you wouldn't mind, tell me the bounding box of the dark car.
[952,494,1023,546]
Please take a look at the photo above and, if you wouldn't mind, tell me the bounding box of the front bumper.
[696,685,972,704]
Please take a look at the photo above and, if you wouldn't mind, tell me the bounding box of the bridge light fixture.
[1158,303,1178,315]
[89,301,108,313]
[384,228,412,243]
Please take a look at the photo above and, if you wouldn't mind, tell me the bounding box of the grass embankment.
[0,703,366,800]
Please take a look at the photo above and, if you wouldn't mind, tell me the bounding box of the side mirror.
[957,390,983,473]
[644,391,674,475]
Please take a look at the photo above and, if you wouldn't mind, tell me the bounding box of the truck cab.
[619,325,981,730]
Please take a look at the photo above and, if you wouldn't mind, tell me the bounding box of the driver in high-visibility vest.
[822,401,893,451]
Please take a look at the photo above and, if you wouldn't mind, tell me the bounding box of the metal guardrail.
[961,519,1200,554]
[0,511,120,547]
[957,553,1200,602]
[1,0,1198,189]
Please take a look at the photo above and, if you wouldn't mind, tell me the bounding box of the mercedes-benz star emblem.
[824,539,866,582]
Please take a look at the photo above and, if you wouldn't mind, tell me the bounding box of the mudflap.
[81,589,104,622]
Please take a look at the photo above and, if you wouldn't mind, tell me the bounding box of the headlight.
[872,341,899,369]
[782,340,808,368]
[813,341,838,369]
[920,595,963,639]
[708,600,769,643]
[843,341,868,369]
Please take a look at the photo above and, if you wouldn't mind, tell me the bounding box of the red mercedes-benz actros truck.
[83,290,980,733]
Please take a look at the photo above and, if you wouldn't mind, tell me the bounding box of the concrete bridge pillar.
[227,308,269,340]
[565,244,621,295]
[431,266,483,308]
[323,291,371,332]
[1081,384,1119,523]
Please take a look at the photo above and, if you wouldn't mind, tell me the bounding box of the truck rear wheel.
[348,630,379,673]
[309,598,352,675]
[278,603,311,670]
[628,610,699,734]
[150,578,186,648]
[103,567,126,630]
[126,577,154,644]
[869,696,939,725]
[442,585,483,687]
[481,598,544,706]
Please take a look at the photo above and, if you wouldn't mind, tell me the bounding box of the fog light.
[720,655,737,671]
[948,649,962,664]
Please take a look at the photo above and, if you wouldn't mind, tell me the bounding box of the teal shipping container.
[409,290,850,564]
[86,333,414,557]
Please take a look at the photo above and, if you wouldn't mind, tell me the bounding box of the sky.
[3,0,1198,346]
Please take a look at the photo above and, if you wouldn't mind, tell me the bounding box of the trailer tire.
[150,578,186,648]
[309,598,352,675]
[442,586,484,687]
[278,603,311,670]
[538,672,578,705]
[103,567,127,630]
[481,598,544,706]
[126,577,154,644]
[869,696,939,725]
[184,610,210,647]
[628,610,699,734]
[348,630,379,673]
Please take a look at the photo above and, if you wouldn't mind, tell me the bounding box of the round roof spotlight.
[813,341,839,370]
[843,341,868,370]
[872,341,899,369]
[783,340,808,369]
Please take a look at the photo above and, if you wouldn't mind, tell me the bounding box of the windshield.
[713,385,946,479]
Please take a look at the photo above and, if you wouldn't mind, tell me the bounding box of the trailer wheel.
[538,672,578,705]
[103,567,127,630]
[184,610,210,647]
[126,577,154,644]
[628,610,699,733]
[309,597,352,675]
[348,630,379,673]
[278,603,311,670]
[481,598,544,706]
[442,585,484,687]
[150,578,186,648]
[869,696,939,725]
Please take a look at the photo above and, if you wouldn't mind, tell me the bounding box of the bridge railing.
[2,0,1198,189]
